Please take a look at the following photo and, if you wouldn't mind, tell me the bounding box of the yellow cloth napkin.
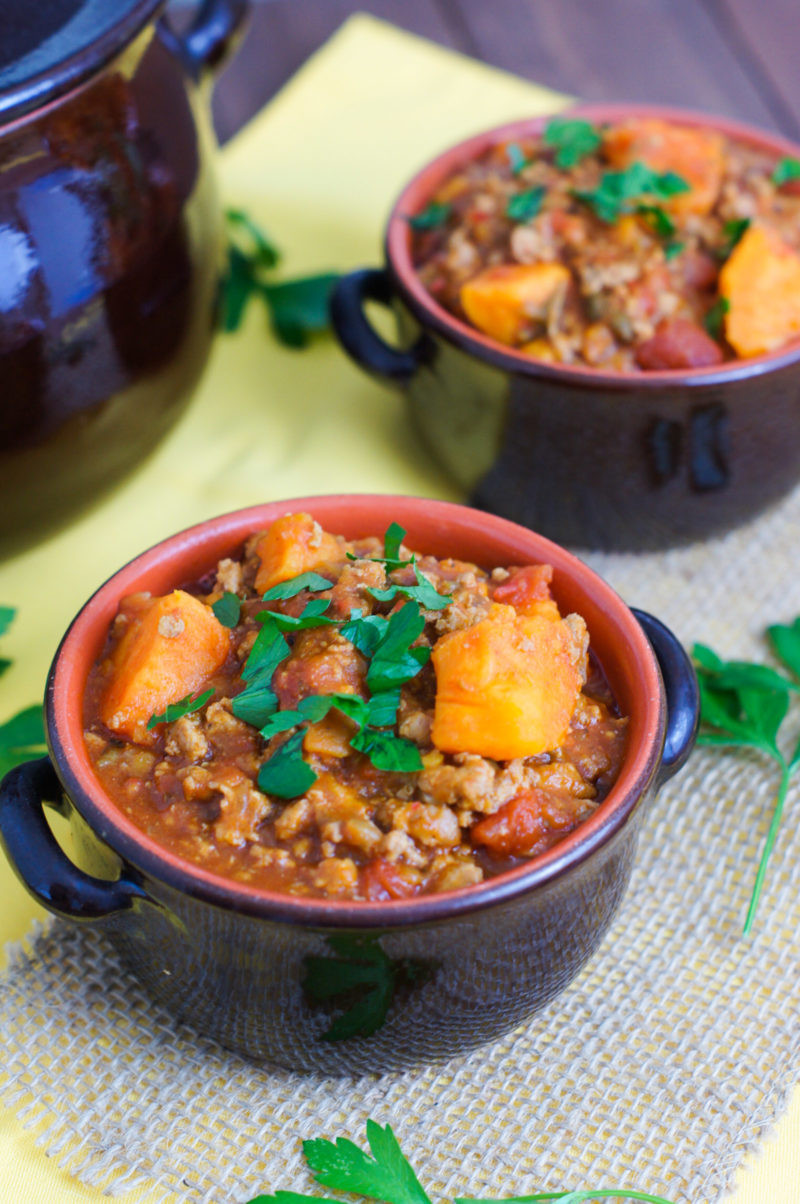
[0,13,798,1202]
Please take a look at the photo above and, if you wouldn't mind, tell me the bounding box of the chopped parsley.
[717,217,750,261]
[506,186,546,224]
[663,240,685,261]
[407,202,452,231]
[772,156,800,187]
[505,141,530,175]
[147,689,214,731]
[573,161,690,224]
[636,203,676,239]
[704,295,730,341]
[257,729,317,799]
[211,592,241,628]
[543,116,601,167]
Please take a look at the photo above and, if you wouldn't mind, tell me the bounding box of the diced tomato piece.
[492,564,553,610]
[679,250,718,291]
[472,789,554,857]
[634,317,724,370]
[360,859,418,901]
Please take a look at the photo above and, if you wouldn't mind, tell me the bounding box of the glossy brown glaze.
[0,9,234,557]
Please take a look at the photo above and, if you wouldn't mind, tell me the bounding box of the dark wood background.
[207,0,800,144]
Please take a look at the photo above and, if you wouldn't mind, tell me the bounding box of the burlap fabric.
[3,483,800,1204]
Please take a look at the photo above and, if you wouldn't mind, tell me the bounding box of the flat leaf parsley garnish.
[0,608,47,777]
[694,617,800,933]
[220,208,339,347]
[543,116,601,167]
[147,689,214,731]
[717,217,750,262]
[572,161,689,228]
[212,591,242,628]
[505,142,530,176]
[772,156,800,186]
[704,295,730,340]
[245,1119,675,1204]
[407,202,452,231]
[240,524,450,797]
[506,186,545,224]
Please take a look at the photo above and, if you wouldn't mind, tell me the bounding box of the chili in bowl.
[331,106,800,550]
[0,496,698,1073]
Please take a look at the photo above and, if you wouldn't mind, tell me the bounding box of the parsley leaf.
[704,296,729,341]
[232,625,289,726]
[0,705,47,778]
[147,689,214,731]
[543,116,601,167]
[212,592,241,628]
[368,566,451,612]
[506,186,545,223]
[258,598,336,633]
[663,239,685,260]
[261,274,340,349]
[635,203,675,238]
[407,202,452,231]
[694,626,800,933]
[383,522,407,565]
[351,727,423,773]
[772,156,800,186]
[220,208,338,346]
[367,603,429,694]
[258,730,317,798]
[505,142,530,175]
[304,1119,432,1204]
[341,611,389,657]
[261,572,333,601]
[717,217,750,261]
[226,207,280,268]
[573,162,689,224]
[0,606,16,639]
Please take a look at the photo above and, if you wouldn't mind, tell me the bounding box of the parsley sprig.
[694,616,800,933]
[572,161,689,230]
[407,202,452,231]
[246,1119,675,1204]
[236,526,452,799]
[221,208,339,347]
[147,689,214,731]
[772,156,800,186]
[506,187,545,224]
[543,116,601,168]
[0,608,47,777]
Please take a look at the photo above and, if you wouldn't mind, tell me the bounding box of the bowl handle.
[330,268,423,387]
[632,609,700,785]
[162,0,250,80]
[0,758,149,921]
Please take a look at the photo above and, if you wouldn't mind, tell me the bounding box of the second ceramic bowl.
[331,106,800,551]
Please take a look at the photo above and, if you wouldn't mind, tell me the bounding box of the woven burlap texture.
[4,487,800,1204]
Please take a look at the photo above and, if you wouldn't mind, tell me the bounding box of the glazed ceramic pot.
[331,106,800,551]
[0,496,699,1073]
[0,0,248,557]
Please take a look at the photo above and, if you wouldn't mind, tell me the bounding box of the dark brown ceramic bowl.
[0,0,248,558]
[0,496,698,1073]
[331,105,800,551]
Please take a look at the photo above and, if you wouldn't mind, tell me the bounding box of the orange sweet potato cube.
[460,263,570,345]
[101,590,229,743]
[254,512,342,595]
[603,118,725,216]
[719,224,800,356]
[431,605,585,759]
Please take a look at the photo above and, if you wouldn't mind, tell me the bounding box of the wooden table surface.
[208,0,800,143]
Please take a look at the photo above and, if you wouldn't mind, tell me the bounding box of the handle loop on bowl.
[161,0,250,79]
[0,758,149,921]
[632,609,700,785]
[330,268,424,387]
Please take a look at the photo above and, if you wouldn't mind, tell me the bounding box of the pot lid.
[0,0,162,124]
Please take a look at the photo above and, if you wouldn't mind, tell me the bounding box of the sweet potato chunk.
[719,224,800,356]
[460,263,570,345]
[603,119,725,215]
[254,513,342,594]
[431,604,585,759]
[101,591,229,743]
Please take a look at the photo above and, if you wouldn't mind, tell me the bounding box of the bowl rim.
[47,494,665,928]
[384,102,800,389]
